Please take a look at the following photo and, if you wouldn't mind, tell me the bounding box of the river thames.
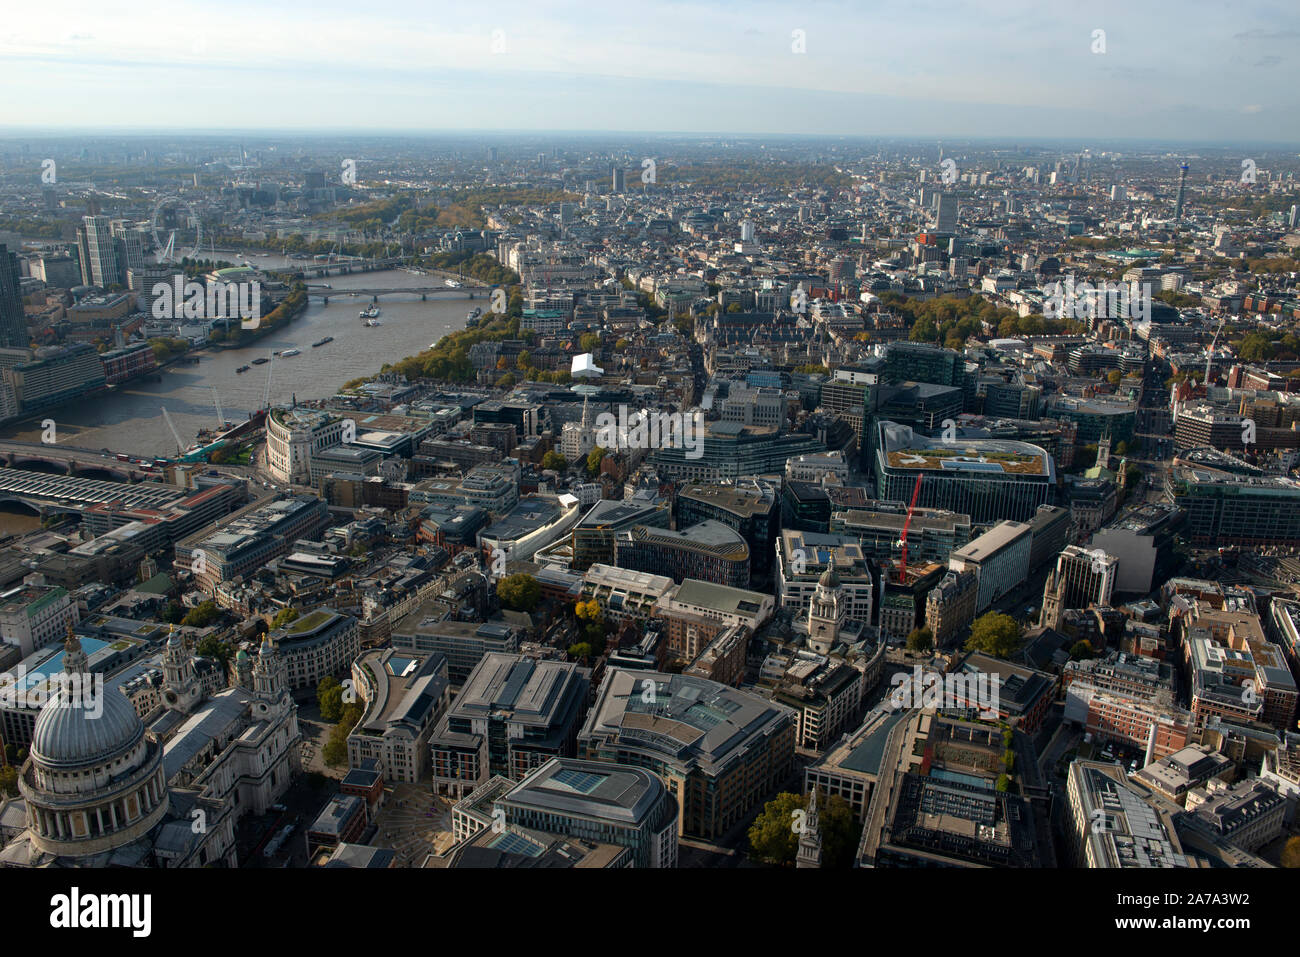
[0,255,477,458]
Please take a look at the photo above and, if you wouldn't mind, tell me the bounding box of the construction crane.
[1205,318,1225,387]
[210,385,225,431]
[896,474,923,583]
[262,354,275,411]
[160,407,185,456]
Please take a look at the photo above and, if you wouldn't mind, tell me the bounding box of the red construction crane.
[897,474,923,583]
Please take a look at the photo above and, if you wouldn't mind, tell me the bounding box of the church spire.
[797,790,824,868]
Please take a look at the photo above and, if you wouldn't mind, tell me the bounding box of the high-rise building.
[110,220,146,273]
[1040,546,1117,631]
[935,193,958,233]
[1174,163,1189,223]
[611,166,626,193]
[77,216,123,288]
[0,244,26,349]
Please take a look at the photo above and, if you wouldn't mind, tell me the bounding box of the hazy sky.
[2,0,1297,142]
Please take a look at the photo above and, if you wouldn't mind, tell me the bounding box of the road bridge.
[306,287,491,304]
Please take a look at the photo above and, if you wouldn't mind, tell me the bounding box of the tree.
[1237,332,1275,362]
[1106,369,1122,386]
[0,765,17,797]
[272,607,300,629]
[567,642,593,660]
[1114,441,1129,456]
[1282,836,1300,868]
[747,792,802,865]
[579,332,601,353]
[196,635,232,667]
[996,773,1011,792]
[541,450,567,472]
[317,676,344,722]
[726,302,743,313]
[161,601,185,624]
[573,599,606,644]
[615,338,630,350]
[494,372,516,389]
[497,573,541,612]
[820,794,861,869]
[323,701,363,766]
[1069,639,1095,661]
[182,600,219,628]
[586,446,607,476]
[965,612,1022,659]
[906,627,933,654]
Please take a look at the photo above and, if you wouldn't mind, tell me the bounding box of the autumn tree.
[965,612,1022,659]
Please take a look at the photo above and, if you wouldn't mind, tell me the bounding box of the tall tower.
[253,634,287,698]
[1174,163,1189,223]
[796,790,824,868]
[1096,436,1111,473]
[161,626,202,713]
[807,556,848,655]
[0,244,25,349]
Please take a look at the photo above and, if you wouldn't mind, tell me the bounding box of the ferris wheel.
[150,194,205,263]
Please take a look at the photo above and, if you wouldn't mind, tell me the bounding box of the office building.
[580,669,795,839]
[1089,505,1183,596]
[948,520,1033,613]
[268,610,361,694]
[347,649,451,783]
[1182,605,1297,731]
[0,245,25,349]
[581,564,675,623]
[1168,464,1300,548]
[0,585,77,659]
[429,653,590,797]
[655,578,774,663]
[934,193,958,233]
[830,504,971,565]
[674,481,780,579]
[1065,761,1190,868]
[874,422,1054,524]
[1026,504,1071,573]
[566,499,670,572]
[77,216,123,288]
[925,567,979,647]
[614,521,750,588]
[1040,546,1117,632]
[776,531,873,622]
[649,423,824,485]
[494,757,679,867]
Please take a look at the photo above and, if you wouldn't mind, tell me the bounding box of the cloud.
[1232,28,1300,40]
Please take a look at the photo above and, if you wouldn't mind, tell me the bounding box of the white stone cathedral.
[0,628,300,868]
